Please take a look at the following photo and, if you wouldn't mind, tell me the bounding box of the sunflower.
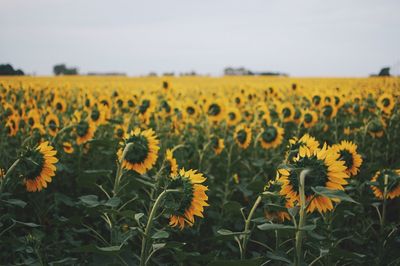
[233,93,245,107]
[302,109,318,128]
[53,97,67,113]
[226,107,241,126]
[120,128,159,175]
[137,96,156,119]
[377,93,395,115]
[205,100,225,123]
[311,93,322,109]
[234,124,252,149]
[167,168,209,229]
[165,149,178,176]
[62,142,74,154]
[370,169,400,200]
[277,144,349,213]
[114,125,125,139]
[332,140,363,176]
[25,109,41,128]
[321,103,337,120]
[5,114,19,136]
[259,123,284,150]
[75,120,95,145]
[22,141,58,192]
[159,99,173,119]
[285,134,320,163]
[45,114,60,137]
[183,101,199,122]
[367,118,385,138]
[278,102,295,123]
[211,136,225,155]
[88,105,108,125]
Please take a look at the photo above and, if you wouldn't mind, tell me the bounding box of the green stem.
[1,159,21,193]
[295,169,309,266]
[140,189,180,266]
[241,195,262,260]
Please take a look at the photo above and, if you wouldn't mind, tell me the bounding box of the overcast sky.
[1,0,399,76]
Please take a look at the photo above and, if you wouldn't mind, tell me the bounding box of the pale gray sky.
[1,0,399,76]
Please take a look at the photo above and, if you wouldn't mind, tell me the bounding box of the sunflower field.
[0,76,399,265]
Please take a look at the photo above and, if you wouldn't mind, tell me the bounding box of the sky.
[0,0,399,77]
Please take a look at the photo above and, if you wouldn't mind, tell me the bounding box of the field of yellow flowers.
[0,76,399,265]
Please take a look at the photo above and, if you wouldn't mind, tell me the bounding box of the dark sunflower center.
[124,135,149,164]
[283,108,291,118]
[339,150,354,170]
[76,121,89,137]
[49,120,57,131]
[128,100,134,107]
[101,100,109,107]
[161,101,171,113]
[28,117,35,126]
[382,98,390,107]
[116,128,124,138]
[91,110,100,121]
[334,96,340,105]
[22,150,45,180]
[313,95,321,105]
[208,104,221,116]
[186,106,195,115]
[228,112,236,121]
[236,129,247,144]
[322,105,333,117]
[85,99,91,107]
[167,177,194,216]
[117,99,123,107]
[262,126,278,143]
[235,97,241,104]
[294,109,301,120]
[56,103,63,110]
[139,100,150,114]
[304,113,313,123]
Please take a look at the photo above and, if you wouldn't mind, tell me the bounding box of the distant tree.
[53,64,78,75]
[0,64,25,76]
[378,67,390,76]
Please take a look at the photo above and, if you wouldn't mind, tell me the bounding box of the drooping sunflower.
[234,124,252,149]
[277,144,349,213]
[259,123,284,150]
[370,169,400,200]
[167,169,209,229]
[377,93,395,115]
[285,134,320,163]
[165,149,178,176]
[332,140,363,176]
[120,128,159,175]
[204,100,225,123]
[22,141,58,192]
[210,136,225,155]
[302,109,318,128]
[45,114,60,137]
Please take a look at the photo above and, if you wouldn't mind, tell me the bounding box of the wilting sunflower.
[377,93,395,115]
[370,169,400,200]
[234,124,252,149]
[332,140,363,176]
[367,118,385,138]
[285,134,320,163]
[167,169,209,229]
[165,149,178,176]
[22,141,58,192]
[205,100,225,123]
[120,128,159,174]
[277,144,349,213]
[45,114,60,137]
[278,102,295,123]
[62,142,74,154]
[263,180,291,222]
[210,136,225,155]
[259,123,284,150]
[302,109,318,128]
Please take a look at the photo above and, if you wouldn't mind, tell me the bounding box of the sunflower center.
[235,97,241,104]
[22,150,45,180]
[116,128,124,138]
[56,103,63,110]
[76,121,89,137]
[186,106,195,115]
[167,176,194,216]
[28,117,35,126]
[208,104,221,116]
[49,120,57,131]
[236,129,247,144]
[128,100,135,107]
[283,108,291,118]
[161,101,171,113]
[339,150,354,170]
[262,126,277,143]
[228,112,236,121]
[294,109,301,120]
[91,109,100,121]
[382,98,390,107]
[124,135,149,164]
[368,120,383,133]
[139,100,150,114]
[313,95,321,105]
[304,113,313,123]
[322,105,333,117]
[117,99,123,107]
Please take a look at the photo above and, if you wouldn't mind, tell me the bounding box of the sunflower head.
[234,124,252,149]
[377,93,395,115]
[259,123,284,150]
[370,169,400,200]
[165,149,178,177]
[120,128,159,175]
[21,142,58,192]
[62,142,74,154]
[286,134,320,163]
[302,109,318,128]
[332,140,363,176]
[211,136,225,155]
[167,169,209,229]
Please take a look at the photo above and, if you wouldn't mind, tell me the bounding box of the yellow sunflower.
[259,123,284,150]
[45,114,60,137]
[62,142,74,154]
[370,169,400,200]
[278,102,295,123]
[211,136,225,155]
[226,107,241,126]
[120,128,159,175]
[285,134,320,162]
[320,103,338,120]
[332,140,363,176]
[22,141,58,192]
[377,93,395,115]
[75,120,95,145]
[277,144,349,213]
[53,97,67,113]
[168,169,209,229]
[204,99,225,123]
[302,109,318,128]
[165,149,178,176]
[234,124,252,149]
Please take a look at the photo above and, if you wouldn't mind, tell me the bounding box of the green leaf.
[151,230,169,239]
[4,199,27,208]
[79,195,100,207]
[312,186,358,204]
[208,258,264,266]
[217,229,248,236]
[135,213,144,224]
[266,251,292,264]
[96,245,121,252]
[12,219,40,227]
[104,197,121,208]
[257,223,295,231]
